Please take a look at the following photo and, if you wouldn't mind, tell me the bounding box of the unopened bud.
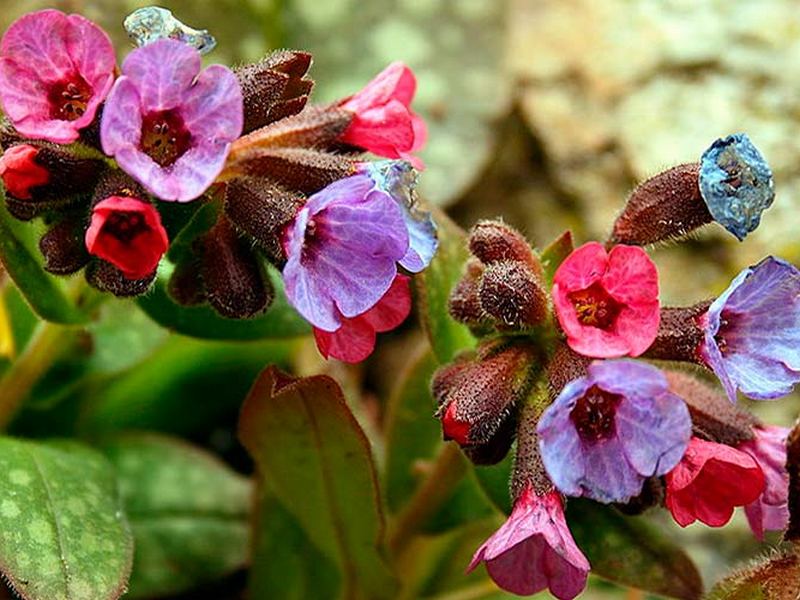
[39,217,90,275]
[448,258,489,327]
[0,145,50,199]
[468,220,541,275]
[478,260,548,329]
[224,177,303,265]
[643,303,709,363]
[199,217,274,318]
[85,260,156,297]
[463,413,517,466]
[167,255,206,306]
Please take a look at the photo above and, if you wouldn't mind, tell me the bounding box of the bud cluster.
[441,135,798,599]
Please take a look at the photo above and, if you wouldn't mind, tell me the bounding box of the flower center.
[568,283,621,329]
[48,75,92,121]
[570,385,622,442]
[714,311,741,355]
[101,211,148,243]
[140,110,192,167]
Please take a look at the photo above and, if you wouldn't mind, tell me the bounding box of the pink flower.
[101,39,242,202]
[665,437,765,527]
[85,196,169,279]
[468,486,590,599]
[0,145,49,199]
[739,425,790,540]
[0,9,115,143]
[552,242,660,358]
[313,274,411,363]
[339,62,427,168]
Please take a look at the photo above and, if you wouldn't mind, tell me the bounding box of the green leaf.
[539,230,574,286]
[472,451,514,516]
[0,194,89,325]
[567,500,703,600]
[137,264,310,341]
[98,433,252,599]
[0,438,132,600]
[416,209,475,364]
[249,492,340,600]
[239,367,397,599]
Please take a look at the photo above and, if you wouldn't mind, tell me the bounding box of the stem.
[0,319,72,429]
[387,443,467,556]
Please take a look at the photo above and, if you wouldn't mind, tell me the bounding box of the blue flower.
[699,133,774,241]
[699,256,800,401]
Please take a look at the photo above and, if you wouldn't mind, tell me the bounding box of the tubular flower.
[552,242,660,358]
[698,256,800,402]
[101,39,243,202]
[0,9,116,143]
[665,437,765,527]
[85,196,169,279]
[0,145,49,199]
[313,274,411,363]
[281,173,409,332]
[468,486,589,599]
[538,360,691,503]
[739,425,790,540]
[338,62,427,168]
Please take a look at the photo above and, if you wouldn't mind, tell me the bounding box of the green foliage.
[99,433,251,599]
[0,438,132,600]
[239,366,397,599]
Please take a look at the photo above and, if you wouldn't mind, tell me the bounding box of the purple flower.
[467,486,589,599]
[699,257,800,401]
[101,39,242,202]
[537,360,691,503]
[282,174,409,332]
[0,9,116,143]
[739,425,790,540]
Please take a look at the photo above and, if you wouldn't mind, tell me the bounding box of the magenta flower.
[538,359,691,503]
[282,173,409,332]
[0,9,115,143]
[468,485,589,599]
[739,425,790,539]
[101,39,242,202]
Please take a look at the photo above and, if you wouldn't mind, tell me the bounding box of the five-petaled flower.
[339,62,427,168]
[552,242,660,358]
[538,359,691,503]
[85,195,169,279]
[0,145,50,199]
[101,39,243,202]
[0,9,116,144]
[665,436,765,527]
[313,274,411,363]
[698,256,800,402]
[468,485,590,600]
[738,425,790,540]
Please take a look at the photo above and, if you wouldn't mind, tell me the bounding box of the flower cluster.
[441,134,794,598]
[0,8,435,362]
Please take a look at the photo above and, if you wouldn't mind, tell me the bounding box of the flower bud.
[167,255,206,307]
[39,216,90,275]
[0,145,50,199]
[224,177,303,265]
[85,260,156,297]
[468,220,541,275]
[199,217,274,319]
[478,260,549,329]
[447,258,489,328]
[235,50,314,134]
[462,414,517,466]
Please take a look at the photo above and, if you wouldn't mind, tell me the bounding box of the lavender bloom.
[101,39,242,202]
[362,160,438,272]
[282,174,409,332]
[538,360,691,503]
[699,133,774,241]
[699,257,800,401]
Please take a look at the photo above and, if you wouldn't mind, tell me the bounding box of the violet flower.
[699,256,800,401]
[468,485,589,599]
[739,425,790,539]
[282,173,409,332]
[101,39,242,202]
[0,9,116,143]
[537,360,691,503]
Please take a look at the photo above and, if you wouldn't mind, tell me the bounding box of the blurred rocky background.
[3,0,799,597]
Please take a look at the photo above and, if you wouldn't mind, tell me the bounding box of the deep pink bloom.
[339,62,427,168]
[552,242,660,358]
[665,437,765,527]
[0,145,49,199]
[85,196,169,279]
[101,39,242,202]
[468,486,589,599]
[313,274,411,363]
[0,9,115,143]
[739,425,790,540]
